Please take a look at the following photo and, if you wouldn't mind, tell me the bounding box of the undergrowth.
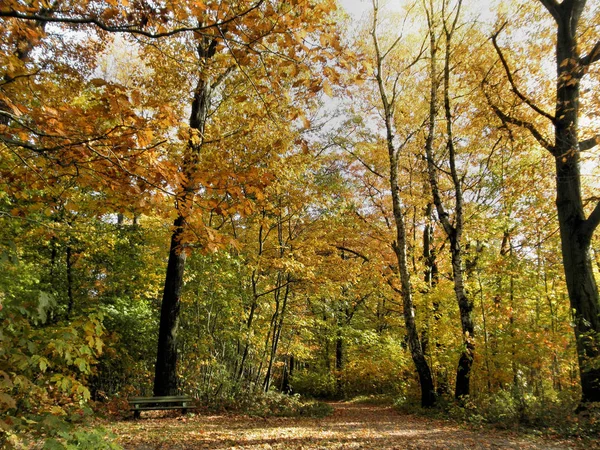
[200,390,333,418]
[394,389,600,443]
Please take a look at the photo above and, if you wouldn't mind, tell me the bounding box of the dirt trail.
[112,401,578,449]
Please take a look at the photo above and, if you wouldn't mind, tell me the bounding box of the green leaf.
[43,438,66,450]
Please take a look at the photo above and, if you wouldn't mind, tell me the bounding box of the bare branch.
[580,135,599,151]
[491,30,556,122]
[580,39,600,67]
[486,97,554,152]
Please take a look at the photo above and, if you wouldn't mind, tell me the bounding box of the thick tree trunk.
[154,215,186,396]
[555,156,600,401]
[452,236,474,398]
[548,0,600,403]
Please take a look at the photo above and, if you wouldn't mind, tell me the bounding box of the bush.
[199,390,333,418]
[396,388,600,442]
[289,370,336,398]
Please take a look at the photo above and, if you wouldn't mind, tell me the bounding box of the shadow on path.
[111,401,575,449]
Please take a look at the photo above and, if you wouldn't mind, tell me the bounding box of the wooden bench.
[128,395,195,419]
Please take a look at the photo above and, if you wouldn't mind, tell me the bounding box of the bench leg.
[134,410,141,419]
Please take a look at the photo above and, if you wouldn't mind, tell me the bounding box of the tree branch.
[342,146,385,179]
[580,135,599,151]
[481,74,554,152]
[0,1,265,39]
[491,30,556,122]
[487,100,554,152]
[580,39,600,67]
[582,200,600,243]
[538,0,561,22]
[333,245,370,262]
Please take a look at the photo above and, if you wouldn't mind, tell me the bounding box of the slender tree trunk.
[263,275,290,392]
[423,0,473,399]
[477,268,492,391]
[371,0,435,407]
[335,318,344,397]
[389,127,435,406]
[423,203,438,288]
[66,245,74,319]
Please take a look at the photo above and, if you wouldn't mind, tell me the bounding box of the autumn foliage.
[1,0,599,447]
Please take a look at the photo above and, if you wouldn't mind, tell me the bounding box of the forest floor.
[107,401,588,449]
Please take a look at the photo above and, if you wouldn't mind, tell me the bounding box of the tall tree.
[423,0,475,399]
[488,0,600,403]
[370,0,436,407]
[150,0,342,395]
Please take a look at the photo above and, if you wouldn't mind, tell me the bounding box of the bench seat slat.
[129,406,196,411]
[129,400,193,405]
[129,396,192,402]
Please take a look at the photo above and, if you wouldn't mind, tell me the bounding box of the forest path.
[112,401,577,449]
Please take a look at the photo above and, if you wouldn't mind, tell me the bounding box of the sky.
[339,0,371,19]
[338,0,498,25]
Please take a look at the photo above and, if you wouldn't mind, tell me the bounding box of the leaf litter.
[107,402,587,449]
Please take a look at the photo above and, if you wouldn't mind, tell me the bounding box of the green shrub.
[42,427,121,450]
[289,370,336,398]
[397,388,600,442]
[199,390,333,418]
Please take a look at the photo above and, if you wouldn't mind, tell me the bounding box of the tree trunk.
[371,0,435,407]
[390,169,435,407]
[154,216,186,396]
[423,0,473,399]
[555,156,600,401]
[423,203,438,288]
[263,274,290,392]
[335,322,344,397]
[153,34,218,396]
[546,0,600,403]
[66,245,75,319]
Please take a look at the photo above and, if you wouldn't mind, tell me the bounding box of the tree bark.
[493,0,600,402]
[543,0,600,403]
[154,215,186,396]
